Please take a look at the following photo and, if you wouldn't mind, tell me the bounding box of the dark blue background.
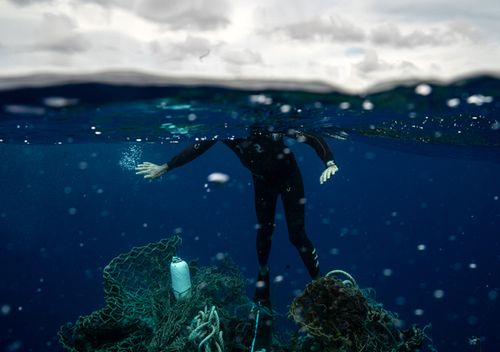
[1,138,499,352]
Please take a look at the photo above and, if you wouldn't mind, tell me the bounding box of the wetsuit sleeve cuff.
[326,160,336,167]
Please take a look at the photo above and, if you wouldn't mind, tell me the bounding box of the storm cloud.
[1,0,499,91]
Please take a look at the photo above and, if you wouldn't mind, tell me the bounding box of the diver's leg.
[252,176,276,350]
[253,176,278,272]
[252,175,278,306]
[282,168,321,279]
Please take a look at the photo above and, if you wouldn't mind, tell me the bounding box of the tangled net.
[188,305,224,352]
[58,236,249,352]
[289,274,426,352]
[58,236,430,352]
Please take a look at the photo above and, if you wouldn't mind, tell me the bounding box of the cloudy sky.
[0,0,499,91]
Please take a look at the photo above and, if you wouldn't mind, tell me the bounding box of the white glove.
[320,161,338,184]
[135,162,169,179]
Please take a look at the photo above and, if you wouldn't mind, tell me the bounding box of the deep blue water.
[0,74,499,351]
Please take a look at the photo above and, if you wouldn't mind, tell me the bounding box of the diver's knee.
[256,222,275,235]
[288,231,307,247]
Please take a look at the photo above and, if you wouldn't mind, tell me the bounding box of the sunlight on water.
[0,74,498,153]
[118,144,143,170]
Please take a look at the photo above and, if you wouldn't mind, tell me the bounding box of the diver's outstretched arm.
[135,140,218,180]
[135,162,169,179]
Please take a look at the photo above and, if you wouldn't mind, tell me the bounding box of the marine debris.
[189,305,224,352]
[289,270,427,352]
[58,236,431,352]
[58,236,249,352]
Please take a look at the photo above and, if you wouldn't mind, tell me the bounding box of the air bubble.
[118,144,143,171]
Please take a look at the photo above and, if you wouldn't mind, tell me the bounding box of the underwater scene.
[0,73,499,352]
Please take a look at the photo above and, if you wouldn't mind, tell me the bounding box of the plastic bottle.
[170,256,192,300]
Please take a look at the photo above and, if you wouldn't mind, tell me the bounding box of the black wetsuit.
[166,130,335,280]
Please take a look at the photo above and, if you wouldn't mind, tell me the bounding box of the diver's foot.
[252,267,272,350]
[251,303,273,352]
[253,269,271,308]
[312,272,322,280]
[256,317,273,351]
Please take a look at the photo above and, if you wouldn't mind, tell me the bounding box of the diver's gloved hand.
[135,162,169,179]
[320,161,339,184]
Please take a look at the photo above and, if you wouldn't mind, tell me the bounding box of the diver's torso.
[223,133,297,177]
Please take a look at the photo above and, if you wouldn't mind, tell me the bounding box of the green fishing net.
[59,236,430,352]
[289,275,428,352]
[58,236,250,352]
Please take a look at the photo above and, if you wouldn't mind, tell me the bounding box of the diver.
[135,128,338,348]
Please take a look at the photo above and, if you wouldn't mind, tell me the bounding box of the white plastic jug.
[170,256,192,300]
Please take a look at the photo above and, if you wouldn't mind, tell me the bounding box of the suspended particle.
[273,275,284,283]
[488,290,498,301]
[433,289,445,299]
[395,297,406,305]
[339,102,350,110]
[467,315,478,325]
[43,97,78,108]
[215,252,226,261]
[467,94,493,105]
[256,280,266,288]
[207,172,230,185]
[1,304,11,315]
[415,84,432,96]
[329,248,339,255]
[78,161,88,170]
[414,308,424,316]
[446,98,460,108]
[280,104,292,113]
[362,100,374,110]
[249,94,273,105]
